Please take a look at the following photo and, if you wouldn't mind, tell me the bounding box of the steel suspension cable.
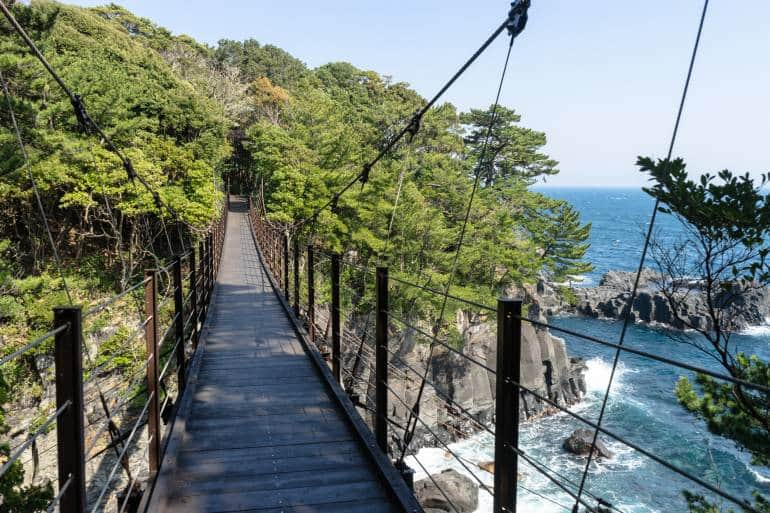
[572,1,711,510]
[398,28,519,464]
[294,2,529,230]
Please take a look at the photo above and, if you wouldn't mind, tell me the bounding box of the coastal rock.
[415,469,478,513]
[478,461,494,474]
[563,428,613,459]
[560,269,770,331]
[598,269,660,290]
[337,301,587,452]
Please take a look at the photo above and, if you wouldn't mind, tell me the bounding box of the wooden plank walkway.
[147,197,413,513]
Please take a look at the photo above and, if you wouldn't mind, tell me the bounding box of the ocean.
[406,187,770,513]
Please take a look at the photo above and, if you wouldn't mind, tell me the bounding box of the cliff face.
[338,307,586,452]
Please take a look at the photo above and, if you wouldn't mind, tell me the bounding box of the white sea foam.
[551,274,594,287]
[740,322,770,337]
[731,448,770,483]
[584,356,634,395]
[404,357,650,513]
[750,467,770,484]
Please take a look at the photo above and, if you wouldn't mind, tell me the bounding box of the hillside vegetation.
[0,2,591,510]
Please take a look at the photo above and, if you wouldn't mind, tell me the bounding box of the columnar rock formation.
[336,305,587,452]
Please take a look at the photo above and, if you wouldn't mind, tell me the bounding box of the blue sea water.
[538,187,685,286]
[408,187,770,513]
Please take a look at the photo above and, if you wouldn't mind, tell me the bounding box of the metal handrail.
[0,324,68,366]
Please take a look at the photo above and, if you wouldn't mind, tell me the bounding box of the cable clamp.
[360,162,373,187]
[123,158,137,181]
[70,94,92,132]
[331,193,341,214]
[507,0,530,38]
[405,112,422,142]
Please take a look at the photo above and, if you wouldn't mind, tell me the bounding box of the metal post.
[53,307,86,513]
[375,266,388,454]
[198,240,206,323]
[269,231,274,274]
[273,233,279,277]
[145,270,161,475]
[173,255,186,390]
[494,298,522,513]
[283,233,290,301]
[213,227,218,278]
[331,253,341,383]
[293,237,300,316]
[307,245,315,343]
[207,234,214,299]
[189,247,198,350]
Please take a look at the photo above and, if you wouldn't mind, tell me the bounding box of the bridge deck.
[148,198,405,513]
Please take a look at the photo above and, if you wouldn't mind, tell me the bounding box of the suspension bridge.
[145,196,420,513]
[2,0,767,512]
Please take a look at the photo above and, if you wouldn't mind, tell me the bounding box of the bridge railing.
[0,203,226,513]
[247,196,523,512]
[247,196,768,513]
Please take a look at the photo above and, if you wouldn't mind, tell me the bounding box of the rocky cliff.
[546,269,770,331]
[336,305,587,453]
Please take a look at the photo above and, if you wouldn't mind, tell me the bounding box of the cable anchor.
[507,0,530,38]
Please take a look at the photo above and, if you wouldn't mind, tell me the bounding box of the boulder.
[563,428,613,459]
[478,461,494,474]
[415,469,478,513]
[599,269,660,290]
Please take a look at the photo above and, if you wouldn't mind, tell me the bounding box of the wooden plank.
[180,429,355,453]
[194,374,317,387]
[166,480,388,513]
[198,366,317,380]
[185,412,346,432]
[188,400,338,419]
[172,465,379,496]
[147,198,415,513]
[237,499,399,513]
[177,440,363,467]
[175,449,368,481]
[193,386,331,399]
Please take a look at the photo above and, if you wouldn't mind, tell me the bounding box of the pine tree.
[640,156,770,511]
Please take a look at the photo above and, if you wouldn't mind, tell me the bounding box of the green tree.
[214,39,308,89]
[460,105,558,186]
[520,191,593,280]
[242,56,591,324]
[639,156,770,511]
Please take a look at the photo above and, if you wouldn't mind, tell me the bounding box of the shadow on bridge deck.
[146,197,416,513]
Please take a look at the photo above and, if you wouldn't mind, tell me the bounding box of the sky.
[62,1,770,187]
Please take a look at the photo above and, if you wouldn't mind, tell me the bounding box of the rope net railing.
[0,202,227,513]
